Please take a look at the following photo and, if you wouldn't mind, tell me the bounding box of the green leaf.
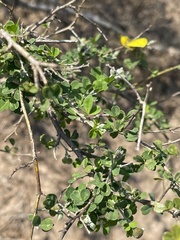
[154,202,166,213]
[89,105,101,115]
[42,84,61,98]
[4,145,10,153]
[111,106,121,117]
[163,171,173,180]
[32,214,41,226]
[88,203,97,212]
[40,134,56,149]
[71,80,83,90]
[49,209,57,217]
[43,194,57,210]
[112,167,120,176]
[90,67,102,78]
[64,187,75,199]
[50,46,60,58]
[39,99,50,112]
[153,140,163,150]
[149,192,155,201]
[39,218,54,232]
[72,172,84,180]
[68,172,84,183]
[84,165,93,173]
[94,195,103,204]
[165,200,174,210]
[81,189,91,202]
[9,138,15,146]
[0,100,9,112]
[124,209,132,218]
[103,108,113,116]
[88,128,98,139]
[125,128,138,142]
[106,210,119,221]
[103,224,110,235]
[28,214,34,221]
[124,58,140,70]
[82,77,91,88]
[21,81,38,93]
[167,144,179,156]
[9,101,19,111]
[145,159,157,171]
[129,221,138,229]
[139,192,147,200]
[70,190,84,205]
[62,157,72,164]
[141,205,152,215]
[4,20,20,34]
[173,198,180,210]
[174,172,180,182]
[83,95,93,114]
[93,79,108,92]
[14,89,20,101]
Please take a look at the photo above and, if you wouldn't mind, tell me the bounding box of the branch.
[29,0,76,32]
[147,64,180,82]
[9,160,33,178]
[136,83,152,151]
[3,115,24,142]
[19,89,42,239]
[58,196,95,240]
[162,138,180,146]
[48,109,84,161]
[13,0,124,34]
[108,65,143,104]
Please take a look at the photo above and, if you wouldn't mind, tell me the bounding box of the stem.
[136,83,152,150]
[147,64,180,81]
[19,89,42,239]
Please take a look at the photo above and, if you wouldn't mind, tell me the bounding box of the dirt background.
[0,0,180,240]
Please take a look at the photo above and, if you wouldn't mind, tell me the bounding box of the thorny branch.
[9,160,33,179]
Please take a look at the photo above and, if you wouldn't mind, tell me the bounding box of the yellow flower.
[120,35,148,50]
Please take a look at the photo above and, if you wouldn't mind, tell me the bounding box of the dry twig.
[19,89,42,239]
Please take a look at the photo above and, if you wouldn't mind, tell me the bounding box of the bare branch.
[29,0,76,32]
[3,115,24,142]
[136,83,152,151]
[19,89,42,239]
[9,160,33,179]
[162,138,180,146]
